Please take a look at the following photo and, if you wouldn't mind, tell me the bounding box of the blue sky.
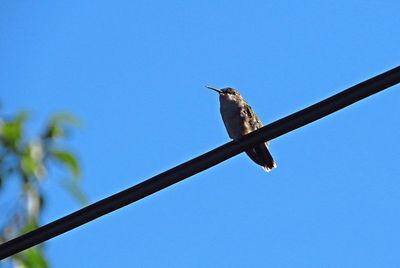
[1,1,400,267]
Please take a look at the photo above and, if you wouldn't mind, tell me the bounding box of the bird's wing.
[242,103,263,129]
[241,103,269,145]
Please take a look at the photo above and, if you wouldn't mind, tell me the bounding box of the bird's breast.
[219,99,246,140]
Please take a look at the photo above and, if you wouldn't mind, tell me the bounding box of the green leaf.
[21,154,37,176]
[50,149,80,177]
[14,247,48,268]
[0,111,29,148]
[43,112,80,139]
[62,179,88,205]
[25,248,48,268]
[20,219,39,234]
[19,143,46,179]
[50,112,80,127]
[15,111,29,124]
[13,221,48,268]
[43,124,63,139]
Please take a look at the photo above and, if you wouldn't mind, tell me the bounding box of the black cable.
[1,66,399,259]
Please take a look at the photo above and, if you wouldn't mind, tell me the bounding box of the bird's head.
[206,86,243,102]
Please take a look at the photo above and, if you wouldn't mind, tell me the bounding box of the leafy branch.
[0,110,86,267]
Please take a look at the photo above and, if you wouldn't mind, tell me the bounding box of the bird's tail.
[245,143,277,172]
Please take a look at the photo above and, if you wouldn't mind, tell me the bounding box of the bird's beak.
[206,86,223,94]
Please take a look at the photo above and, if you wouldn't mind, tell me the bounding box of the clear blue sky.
[1,1,400,267]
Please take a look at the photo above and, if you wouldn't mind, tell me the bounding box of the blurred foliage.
[0,110,86,267]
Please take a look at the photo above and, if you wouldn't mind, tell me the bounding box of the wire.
[1,66,399,259]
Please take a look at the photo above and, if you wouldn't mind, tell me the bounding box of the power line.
[1,66,399,259]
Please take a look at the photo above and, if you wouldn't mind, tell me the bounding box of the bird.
[207,86,277,172]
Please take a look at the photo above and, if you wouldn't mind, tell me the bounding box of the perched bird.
[207,86,277,172]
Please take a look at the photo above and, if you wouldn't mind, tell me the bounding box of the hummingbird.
[207,86,277,172]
